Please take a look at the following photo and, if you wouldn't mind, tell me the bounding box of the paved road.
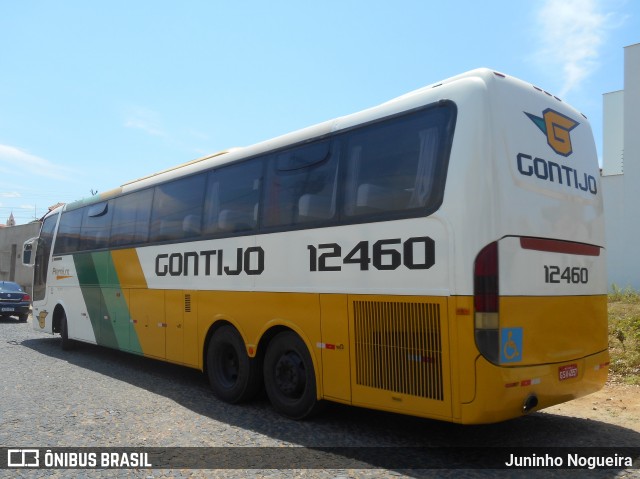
[1,317,638,478]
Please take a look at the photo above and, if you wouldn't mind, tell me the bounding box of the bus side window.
[53,208,84,255]
[343,112,442,219]
[263,140,337,228]
[149,173,206,242]
[110,189,153,247]
[79,201,112,251]
[203,159,263,236]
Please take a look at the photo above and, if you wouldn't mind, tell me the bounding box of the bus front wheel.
[206,325,261,404]
[60,311,73,351]
[263,331,322,420]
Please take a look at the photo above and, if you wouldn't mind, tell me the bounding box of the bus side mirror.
[22,238,37,267]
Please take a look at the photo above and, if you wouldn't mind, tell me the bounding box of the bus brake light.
[474,241,499,363]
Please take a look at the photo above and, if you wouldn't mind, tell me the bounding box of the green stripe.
[73,252,142,353]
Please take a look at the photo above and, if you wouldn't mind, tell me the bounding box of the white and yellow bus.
[24,69,608,424]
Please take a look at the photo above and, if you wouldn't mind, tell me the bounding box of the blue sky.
[1,0,638,224]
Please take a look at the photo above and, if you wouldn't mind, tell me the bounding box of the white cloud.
[534,0,618,96]
[0,191,21,198]
[0,144,71,180]
[123,107,164,136]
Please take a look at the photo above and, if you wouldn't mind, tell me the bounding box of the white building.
[601,43,640,289]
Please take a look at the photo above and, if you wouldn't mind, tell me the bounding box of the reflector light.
[520,237,600,256]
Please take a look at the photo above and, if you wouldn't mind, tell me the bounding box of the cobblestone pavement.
[1,317,638,479]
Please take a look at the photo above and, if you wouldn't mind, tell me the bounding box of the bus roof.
[51,68,578,217]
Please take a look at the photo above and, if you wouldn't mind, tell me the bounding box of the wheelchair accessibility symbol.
[501,327,523,363]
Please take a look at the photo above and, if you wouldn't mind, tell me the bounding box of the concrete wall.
[602,91,624,176]
[602,43,640,290]
[602,174,628,287]
[0,222,41,295]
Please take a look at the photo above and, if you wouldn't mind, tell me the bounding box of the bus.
[23,69,608,424]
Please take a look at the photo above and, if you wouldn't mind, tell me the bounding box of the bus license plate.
[559,364,578,381]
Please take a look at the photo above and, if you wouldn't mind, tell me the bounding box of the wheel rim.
[274,351,305,398]
[218,344,239,388]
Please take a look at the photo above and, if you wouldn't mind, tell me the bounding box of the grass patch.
[608,285,640,385]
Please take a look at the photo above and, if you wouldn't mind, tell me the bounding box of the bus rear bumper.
[459,349,609,424]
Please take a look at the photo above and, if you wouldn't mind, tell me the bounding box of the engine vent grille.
[353,300,443,400]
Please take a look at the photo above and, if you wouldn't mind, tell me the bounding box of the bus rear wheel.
[206,325,261,404]
[263,331,321,419]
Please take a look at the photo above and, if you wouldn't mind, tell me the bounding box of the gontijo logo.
[525,109,579,157]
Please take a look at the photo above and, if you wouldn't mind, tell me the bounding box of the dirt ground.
[542,381,640,432]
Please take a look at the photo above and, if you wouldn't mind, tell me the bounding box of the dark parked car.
[0,281,30,322]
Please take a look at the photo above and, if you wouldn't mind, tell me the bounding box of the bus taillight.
[474,241,499,363]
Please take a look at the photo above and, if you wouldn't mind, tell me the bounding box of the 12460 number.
[544,265,589,284]
[307,236,435,272]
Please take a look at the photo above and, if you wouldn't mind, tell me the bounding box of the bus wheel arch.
[204,321,262,404]
[52,304,66,334]
[261,328,324,420]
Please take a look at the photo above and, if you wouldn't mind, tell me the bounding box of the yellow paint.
[500,295,608,365]
[111,249,148,289]
[105,251,609,424]
[165,290,185,364]
[129,289,165,359]
[459,349,608,424]
[451,296,476,416]
[319,294,351,403]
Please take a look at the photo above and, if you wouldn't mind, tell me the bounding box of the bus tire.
[60,311,73,351]
[206,325,261,404]
[263,331,322,420]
